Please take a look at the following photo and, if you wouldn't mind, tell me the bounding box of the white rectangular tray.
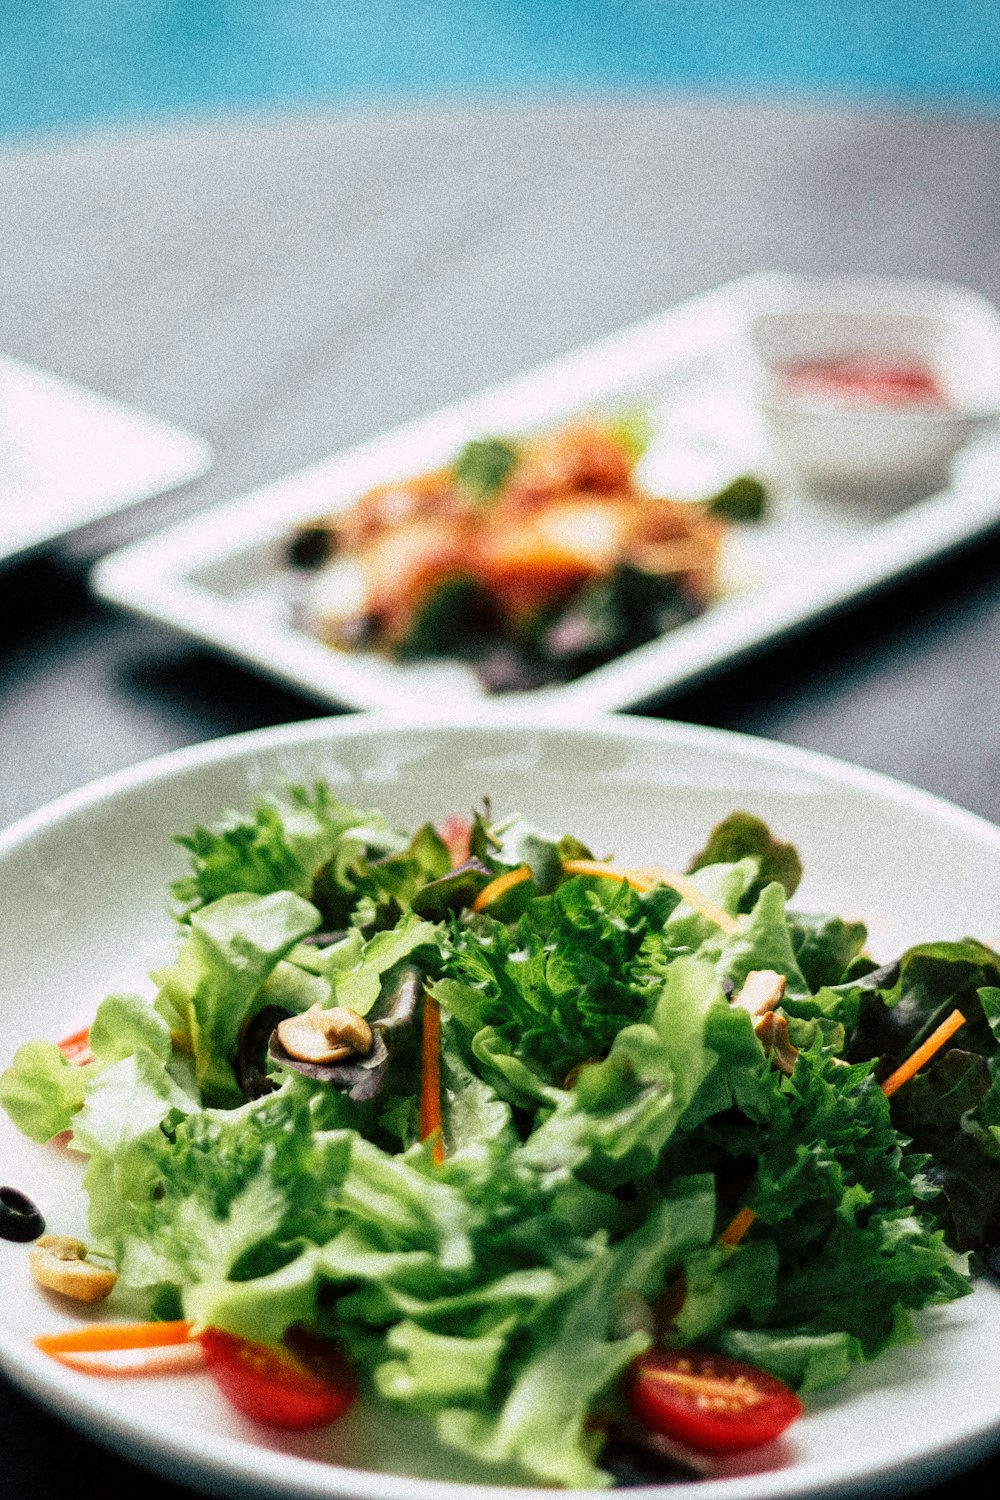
[0,354,211,567]
[90,274,1000,714]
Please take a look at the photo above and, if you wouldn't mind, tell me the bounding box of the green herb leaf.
[453,438,520,502]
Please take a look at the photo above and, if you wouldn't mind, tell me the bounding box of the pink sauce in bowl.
[777,356,949,410]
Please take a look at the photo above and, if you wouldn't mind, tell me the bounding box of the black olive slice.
[600,1416,715,1485]
[0,1186,45,1242]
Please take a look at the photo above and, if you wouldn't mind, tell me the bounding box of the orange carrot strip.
[34,1320,193,1356]
[51,1344,206,1378]
[562,859,739,934]
[420,993,445,1166]
[881,1009,967,1099]
[471,865,532,912]
[561,858,654,893]
[719,1205,757,1247]
[471,859,737,935]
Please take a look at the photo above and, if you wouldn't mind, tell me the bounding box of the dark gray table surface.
[2,98,1000,1498]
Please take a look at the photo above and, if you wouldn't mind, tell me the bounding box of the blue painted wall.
[2,1,998,138]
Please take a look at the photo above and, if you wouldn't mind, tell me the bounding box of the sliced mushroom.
[275,1005,374,1065]
[29,1235,118,1304]
[268,962,421,1102]
[754,1011,799,1076]
[733,969,787,1017]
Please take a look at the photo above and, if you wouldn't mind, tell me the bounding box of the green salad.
[4,784,1000,1488]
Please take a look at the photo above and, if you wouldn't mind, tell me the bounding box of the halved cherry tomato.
[58,1026,95,1066]
[629,1349,802,1454]
[201,1327,357,1431]
[437,814,472,869]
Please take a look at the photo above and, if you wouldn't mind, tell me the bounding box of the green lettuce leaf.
[520,956,725,1189]
[91,1077,352,1291]
[434,1180,714,1489]
[442,877,675,1084]
[375,1319,512,1408]
[327,917,439,1018]
[846,942,1000,1073]
[790,912,869,991]
[0,1041,94,1142]
[719,1326,865,1392]
[889,1040,1000,1250]
[153,891,320,1106]
[0,991,182,1144]
[686,812,803,907]
[70,1050,195,1158]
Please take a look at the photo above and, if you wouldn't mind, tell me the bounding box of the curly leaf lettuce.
[153,890,320,1106]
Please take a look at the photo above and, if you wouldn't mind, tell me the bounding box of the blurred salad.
[287,417,766,692]
[4,785,1000,1489]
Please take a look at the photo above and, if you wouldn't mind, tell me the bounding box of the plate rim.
[2,708,1000,1500]
[0,352,212,568]
[4,706,1000,864]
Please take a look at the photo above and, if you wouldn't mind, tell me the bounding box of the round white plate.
[2,709,1000,1500]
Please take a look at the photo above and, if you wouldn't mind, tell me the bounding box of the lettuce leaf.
[0,992,182,1144]
[89,1077,352,1290]
[0,1040,95,1142]
[441,877,676,1084]
[153,891,320,1106]
[303,915,439,1018]
[172,782,407,923]
[518,956,725,1189]
[686,812,803,908]
[719,1326,865,1392]
[433,1180,714,1489]
[845,941,1000,1072]
[790,912,869,991]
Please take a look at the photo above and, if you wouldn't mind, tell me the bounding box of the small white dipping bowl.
[745,276,1000,497]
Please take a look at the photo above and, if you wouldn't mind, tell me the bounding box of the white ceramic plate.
[90,274,1000,715]
[0,352,211,567]
[2,710,1000,1500]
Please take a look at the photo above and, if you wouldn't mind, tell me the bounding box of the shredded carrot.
[881,1009,966,1099]
[57,1026,95,1067]
[470,857,737,934]
[719,1205,757,1247]
[471,864,532,912]
[420,992,445,1165]
[561,859,739,934]
[34,1320,193,1356]
[50,1344,207,1378]
[561,858,654,893]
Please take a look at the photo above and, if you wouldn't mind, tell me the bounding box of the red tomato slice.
[629,1349,802,1454]
[437,814,472,869]
[201,1327,357,1431]
[58,1026,96,1066]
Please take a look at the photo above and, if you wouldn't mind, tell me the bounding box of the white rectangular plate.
[90,274,1000,714]
[0,354,211,566]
